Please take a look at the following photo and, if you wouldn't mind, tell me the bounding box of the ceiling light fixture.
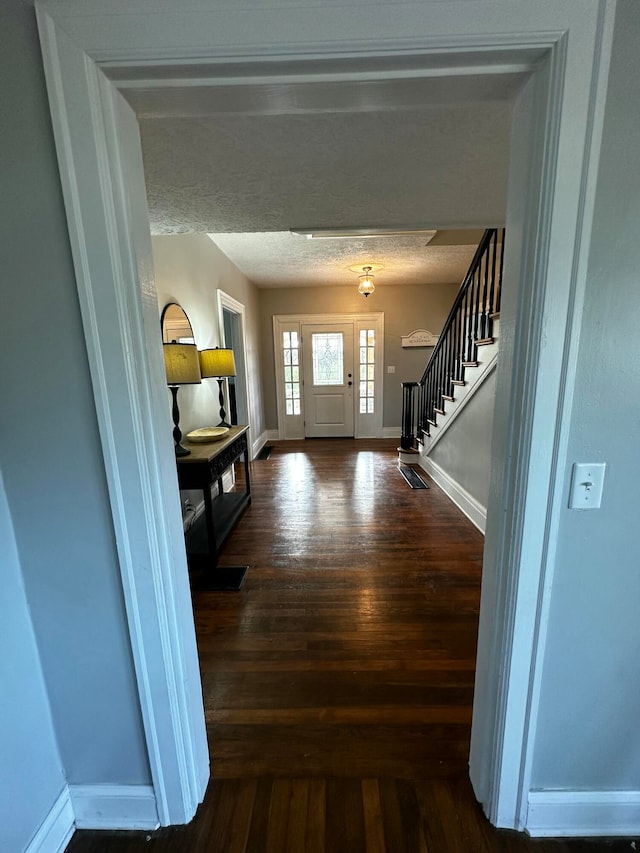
[290,227,436,243]
[358,266,376,298]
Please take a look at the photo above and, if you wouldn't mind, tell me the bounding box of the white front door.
[302,323,354,437]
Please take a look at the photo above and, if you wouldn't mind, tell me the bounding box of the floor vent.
[399,464,429,489]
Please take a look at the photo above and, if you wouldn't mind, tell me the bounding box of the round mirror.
[161,302,195,344]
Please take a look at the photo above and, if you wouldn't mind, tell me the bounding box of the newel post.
[400,382,419,450]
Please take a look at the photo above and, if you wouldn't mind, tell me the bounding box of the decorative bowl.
[186,426,230,443]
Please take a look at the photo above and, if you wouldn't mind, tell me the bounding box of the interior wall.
[0,474,66,852]
[0,0,150,804]
[428,369,497,509]
[259,282,460,431]
[152,234,266,447]
[531,0,640,791]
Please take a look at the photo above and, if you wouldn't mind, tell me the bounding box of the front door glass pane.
[359,329,375,414]
[312,332,344,386]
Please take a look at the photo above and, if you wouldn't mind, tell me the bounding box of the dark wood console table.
[176,425,251,590]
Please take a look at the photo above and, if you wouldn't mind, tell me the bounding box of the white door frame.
[273,313,385,440]
[36,0,616,832]
[217,290,251,444]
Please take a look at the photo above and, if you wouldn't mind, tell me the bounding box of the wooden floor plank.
[362,779,386,853]
[67,440,634,853]
[305,779,326,853]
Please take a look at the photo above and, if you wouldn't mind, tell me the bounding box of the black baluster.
[496,229,505,314]
[488,230,498,336]
[480,244,490,340]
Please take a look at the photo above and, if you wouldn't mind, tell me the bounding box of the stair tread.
[462,361,479,368]
[475,337,495,346]
[451,380,465,386]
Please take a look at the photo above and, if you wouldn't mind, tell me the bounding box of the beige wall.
[259,282,460,430]
[152,234,266,448]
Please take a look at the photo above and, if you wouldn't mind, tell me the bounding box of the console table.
[176,425,251,590]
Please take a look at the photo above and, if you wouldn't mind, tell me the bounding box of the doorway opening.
[218,290,250,435]
[37,3,613,829]
[274,313,384,440]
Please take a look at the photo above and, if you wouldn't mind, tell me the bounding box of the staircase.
[419,320,499,453]
[399,229,504,530]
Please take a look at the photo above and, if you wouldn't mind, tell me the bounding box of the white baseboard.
[383,427,401,438]
[266,429,280,441]
[26,787,75,853]
[252,429,271,458]
[69,785,159,830]
[420,456,486,534]
[527,790,640,837]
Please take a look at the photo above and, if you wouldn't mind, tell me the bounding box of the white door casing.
[36,0,616,833]
[217,290,251,444]
[302,323,355,438]
[273,313,384,441]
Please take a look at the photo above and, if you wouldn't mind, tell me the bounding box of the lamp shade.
[163,342,201,385]
[199,347,237,378]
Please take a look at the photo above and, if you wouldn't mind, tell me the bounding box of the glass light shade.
[199,347,237,378]
[163,342,201,385]
[358,273,375,296]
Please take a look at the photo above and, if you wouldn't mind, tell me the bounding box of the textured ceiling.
[138,78,514,287]
[208,230,483,288]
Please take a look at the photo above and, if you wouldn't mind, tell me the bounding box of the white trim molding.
[36,7,209,826]
[420,456,487,534]
[253,429,271,458]
[69,785,159,831]
[383,427,401,439]
[217,289,251,442]
[26,788,74,853]
[526,790,640,837]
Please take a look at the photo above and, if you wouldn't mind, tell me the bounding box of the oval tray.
[186,426,230,443]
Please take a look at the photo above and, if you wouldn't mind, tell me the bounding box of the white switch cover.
[387,366,396,373]
[569,462,606,509]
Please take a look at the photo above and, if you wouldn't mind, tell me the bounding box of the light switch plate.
[569,462,606,509]
[387,365,396,373]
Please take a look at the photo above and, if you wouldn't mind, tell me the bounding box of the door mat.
[399,464,429,489]
[257,445,273,460]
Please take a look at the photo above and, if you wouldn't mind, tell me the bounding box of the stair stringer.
[421,342,498,459]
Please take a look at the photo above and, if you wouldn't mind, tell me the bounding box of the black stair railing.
[401,228,504,450]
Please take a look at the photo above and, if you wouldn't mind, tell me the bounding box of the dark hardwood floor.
[68,439,630,852]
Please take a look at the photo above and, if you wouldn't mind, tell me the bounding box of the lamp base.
[217,419,232,428]
[175,443,191,457]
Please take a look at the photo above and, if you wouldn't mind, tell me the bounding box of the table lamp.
[198,347,237,427]
[163,342,201,456]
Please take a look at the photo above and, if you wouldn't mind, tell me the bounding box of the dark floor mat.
[257,445,273,460]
